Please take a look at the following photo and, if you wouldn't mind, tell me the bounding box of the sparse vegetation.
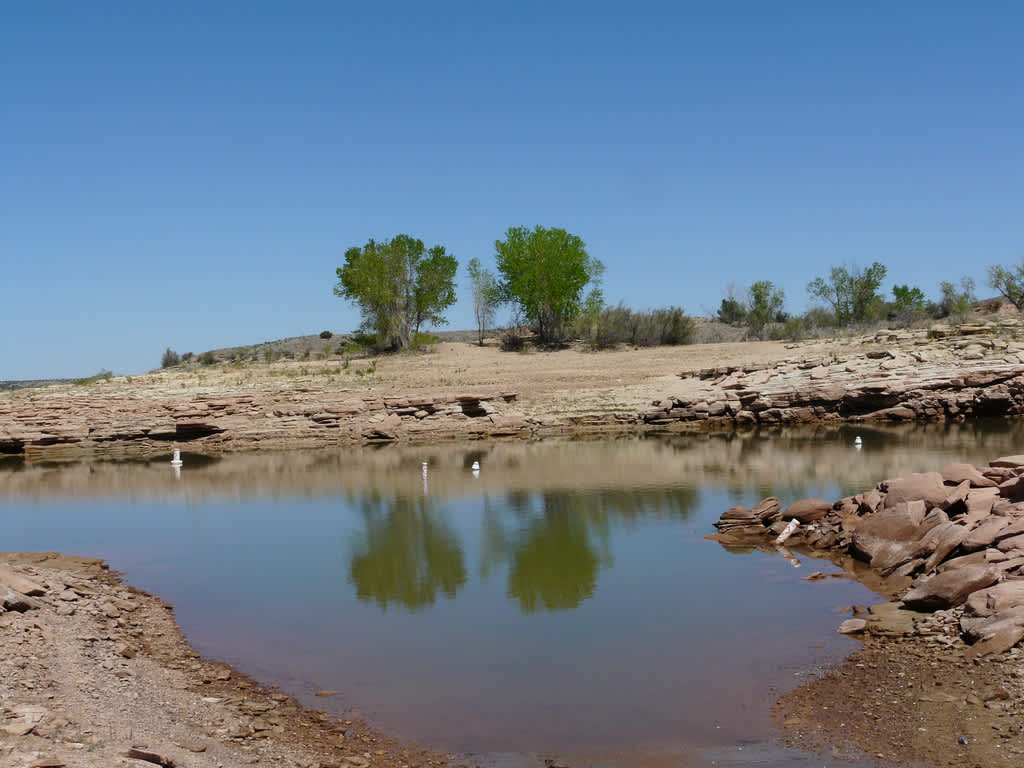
[988,261,1024,311]
[319,330,333,339]
[73,370,113,386]
[198,351,217,366]
[161,348,181,368]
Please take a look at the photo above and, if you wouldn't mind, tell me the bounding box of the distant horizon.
[3,1,1022,379]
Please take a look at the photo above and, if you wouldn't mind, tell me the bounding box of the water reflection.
[347,485,700,614]
[348,494,467,611]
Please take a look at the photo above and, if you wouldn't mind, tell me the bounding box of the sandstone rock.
[901,564,1000,611]
[921,523,969,572]
[850,504,927,563]
[866,601,919,636]
[998,475,1024,499]
[0,565,47,596]
[751,497,782,522]
[838,618,867,634]
[940,480,971,516]
[937,550,988,571]
[782,497,832,523]
[1,585,41,612]
[941,463,998,488]
[881,472,948,509]
[998,532,1024,552]
[964,581,1024,617]
[991,455,1024,469]
[962,517,1012,552]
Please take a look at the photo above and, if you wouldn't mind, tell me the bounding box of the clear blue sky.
[2,1,1022,379]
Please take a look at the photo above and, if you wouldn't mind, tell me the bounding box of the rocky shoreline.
[710,453,1024,766]
[0,552,454,768]
[3,318,1024,460]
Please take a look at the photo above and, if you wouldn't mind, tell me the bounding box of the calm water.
[1,421,1021,765]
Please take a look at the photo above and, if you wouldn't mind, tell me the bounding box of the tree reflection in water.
[348,485,699,614]
[348,494,467,611]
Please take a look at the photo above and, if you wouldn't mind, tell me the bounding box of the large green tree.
[807,262,887,326]
[334,235,457,350]
[745,280,786,337]
[494,226,603,344]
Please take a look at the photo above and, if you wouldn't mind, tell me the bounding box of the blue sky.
[2,1,1022,379]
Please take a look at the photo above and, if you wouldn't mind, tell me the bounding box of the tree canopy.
[988,262,1024,310]
[334,234,457,350]
[494,225,603,344]
[807,262,887,325]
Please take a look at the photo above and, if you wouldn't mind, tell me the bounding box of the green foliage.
[716,297,747,325]
[319,330,333,339]
[198,351,217,366]
[938,277,977,320]
[745,280,785,337]
[888,284,928,325]
[73,370,113,386]
[161,348,181,368]
[334,234,458,350]
[467,257,501,345]
[807,262,888,326]
[409,332,440,350]
[494,225,603,345]
[181,352,194,362]
[988,261,1024,310]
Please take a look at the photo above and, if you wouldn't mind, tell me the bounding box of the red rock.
[902,564,1000,611]
[881,472,948,509]
[941,462,998,488]
[782,497,833,523]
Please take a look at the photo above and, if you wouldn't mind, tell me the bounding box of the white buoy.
[471,460,480,470]
[170,448,183,467]
[854,435,863,451]
[422,461,429,494]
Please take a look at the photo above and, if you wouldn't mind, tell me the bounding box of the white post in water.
[170,448,183,467]
[854,435,863,451]
[471,460,480,479]
[422,461,429,495]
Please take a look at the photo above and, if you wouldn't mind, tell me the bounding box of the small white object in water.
[471,460,480,470]
[775,519,799,546]
[854,435,863,446]
[170,448,183,467]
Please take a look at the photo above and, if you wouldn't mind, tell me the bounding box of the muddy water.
[1,421,1020,765]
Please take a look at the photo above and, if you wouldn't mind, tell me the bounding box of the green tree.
[938,277,977,319]
[988,262,1024,310]
[334,235,458,350]
[466,258,501,346]
[889,284,927,323]
[745,280,785,337]
[807,262,888,326]
[716,284,747,325]
[494,226,603,345]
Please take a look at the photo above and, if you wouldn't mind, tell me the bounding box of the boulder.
[991,455,1024,469]
[0,566,46,597]
[960,606,1024,657]
[941,462,998,488]
[964,581,1024,617]
[998,476,1024,499]
[998,533,1024,552]
[901,564,1000,611]
[937,550,988,572]
[940,480,971,516]
[782,497,832,523]
[921,523,969,572]
[850,504,932,565]
[962,517,1012,552]
[881,472,948,509]
[838,618,868,634]
[752,497,783,522]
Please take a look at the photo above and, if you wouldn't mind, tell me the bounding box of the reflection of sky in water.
[0,426,1015,760]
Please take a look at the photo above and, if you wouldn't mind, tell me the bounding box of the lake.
[2,420,1020,766]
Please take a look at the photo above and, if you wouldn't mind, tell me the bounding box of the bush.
[500,329,525,351]
[181,351,194,362]
[580,304,694,349]
[198,351,217,366]
[161,348,181,368]
[319,330,333,339]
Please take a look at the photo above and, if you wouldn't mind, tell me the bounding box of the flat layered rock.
[902,564,1000,611]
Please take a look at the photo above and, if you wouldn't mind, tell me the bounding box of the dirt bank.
[0,552,452,768]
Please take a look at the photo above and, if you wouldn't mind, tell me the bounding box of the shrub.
[500,329,525,351]
[181,351,194,362]
[319,330,333,339]
[161,348,181,368]
[198,351,217,366]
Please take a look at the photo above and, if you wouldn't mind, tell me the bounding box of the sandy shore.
[0,552,453,768]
